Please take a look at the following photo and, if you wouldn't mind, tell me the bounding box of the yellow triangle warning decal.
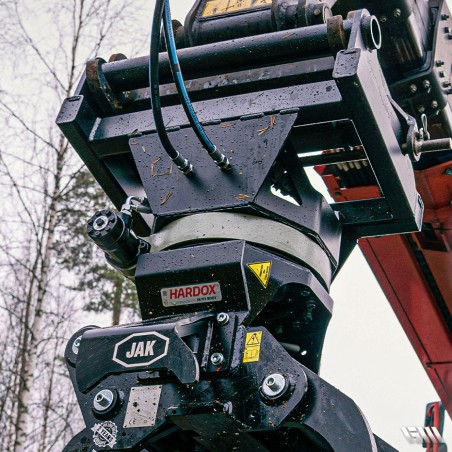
[246,331,262,346]
[247,261,272,288]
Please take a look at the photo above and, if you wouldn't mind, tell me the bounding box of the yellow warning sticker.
[247,261,272,288]
[202,0,271,18]
[243,331,263,363]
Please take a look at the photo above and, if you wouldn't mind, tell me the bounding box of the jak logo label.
[113,332,169,368]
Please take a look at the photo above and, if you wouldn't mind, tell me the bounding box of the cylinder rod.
[102,21,353,92]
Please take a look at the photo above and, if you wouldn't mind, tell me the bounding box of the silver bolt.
[210,352,224,366]
[72,336,82,355]
[261,373,287,399]
[216,312,229,325]
[393,8,401,18]
[380,15,387,23]
[431,100,439,109]
[93,389,115,412]
[409,84,417,94]
[423,80,431,89]
[417,105,426,113]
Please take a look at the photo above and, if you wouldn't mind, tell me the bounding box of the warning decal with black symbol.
[243,331,263,363]
[247,261,272,288]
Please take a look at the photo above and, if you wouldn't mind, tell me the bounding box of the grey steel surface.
[150,212,333,286]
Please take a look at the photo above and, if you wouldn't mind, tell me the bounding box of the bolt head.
[423,80,431,89]
[417,105,426,113]
[380,15,387,23]
[409,84,418,94]
[93,389,115,412]
[216,312,229,325]
[72,335,82,355]
[393,8,402,18]
[431,100,439,109]
[261,373,287,399]
[210,352,224,366]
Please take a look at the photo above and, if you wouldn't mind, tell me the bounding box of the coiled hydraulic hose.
[149,0,193,174]
[149,0,231,173]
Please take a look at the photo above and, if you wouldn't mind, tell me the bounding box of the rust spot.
[221,123,233,128]
[282,32,296,39]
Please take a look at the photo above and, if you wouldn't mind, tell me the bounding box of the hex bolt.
[409,84,418,94]
[216,312,230,325]
[423,80,431,89]
[431,100,439,109]
[72,335,82,355]
[417,105,426,113]
[93,389,115,412]
[393,8,401,18]
[261,373,287,399]
[210,352,224,366]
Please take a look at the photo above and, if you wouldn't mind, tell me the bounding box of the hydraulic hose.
[162,0,231,170]
[149,0,193,174]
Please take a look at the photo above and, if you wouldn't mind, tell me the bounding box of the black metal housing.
[55,1,452,450]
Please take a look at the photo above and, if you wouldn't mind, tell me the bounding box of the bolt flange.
[216,312,229,325]
[261,373,288,400]
[93,389,116,413]
[210,352,224,366]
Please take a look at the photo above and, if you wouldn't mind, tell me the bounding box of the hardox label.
[161,282,222,307]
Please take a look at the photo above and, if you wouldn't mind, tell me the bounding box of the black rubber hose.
[162,0,231,170]
[149,0,193,174]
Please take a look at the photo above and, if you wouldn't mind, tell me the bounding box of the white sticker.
[161,282,222,307]
[92,421,118,448]
[124,386,162,429]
